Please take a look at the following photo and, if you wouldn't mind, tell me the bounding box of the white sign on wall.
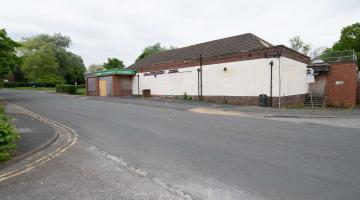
[307,68,315,83]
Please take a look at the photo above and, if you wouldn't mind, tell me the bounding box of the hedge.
[4,82,57,88]
[0,103,19,162]
[55,84,77,94]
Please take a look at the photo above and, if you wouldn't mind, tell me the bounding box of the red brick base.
[152,94,306,107]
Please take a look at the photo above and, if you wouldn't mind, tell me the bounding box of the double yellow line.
[0,101,78,182]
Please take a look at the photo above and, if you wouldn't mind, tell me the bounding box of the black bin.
[259,94,267,107]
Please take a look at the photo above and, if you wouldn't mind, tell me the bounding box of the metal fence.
[318,50,357,63]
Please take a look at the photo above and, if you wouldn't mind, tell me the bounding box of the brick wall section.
[326,62,358,107]
[358,82,360,104]
[151,94,306,106]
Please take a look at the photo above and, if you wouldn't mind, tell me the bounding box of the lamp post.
[278,56,281,109]
[197,54,203,101]
[137,74,140,96]
[269,60,274,107]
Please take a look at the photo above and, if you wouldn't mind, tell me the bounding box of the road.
[1,89,360,200]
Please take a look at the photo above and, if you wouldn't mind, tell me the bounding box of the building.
[86,69,136,97]
[307,50,359,108]
[128,33,310,106]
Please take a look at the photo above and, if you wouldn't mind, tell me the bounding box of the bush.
[77,84,85,89]
[182,92,192,100]
[56,84,77,94]
[0,104,19,162]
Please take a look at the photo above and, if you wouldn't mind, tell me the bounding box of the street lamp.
[269,60,274,107]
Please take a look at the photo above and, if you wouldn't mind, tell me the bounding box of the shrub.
[77,84,85,89]
[56,84,77,94]
[182,92,192,100]
[0,104,19,162]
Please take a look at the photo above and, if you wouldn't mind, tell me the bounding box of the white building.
[129,33,310,106]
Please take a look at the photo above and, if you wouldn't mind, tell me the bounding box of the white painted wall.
[132,57,308,97]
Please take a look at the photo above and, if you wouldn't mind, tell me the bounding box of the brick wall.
[151,94,306,106]
[325,62,358,107]
[358,82,360,104]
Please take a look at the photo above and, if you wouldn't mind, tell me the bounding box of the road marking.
[90,145,193,200]
[18,128,33,133]
[188,107,250,117]
[0,101,78,183]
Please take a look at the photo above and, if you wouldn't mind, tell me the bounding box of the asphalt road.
[1,89,360,200]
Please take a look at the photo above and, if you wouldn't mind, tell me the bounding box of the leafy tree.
[12,57,26,82]
[19,33,86,84]
[88,64,104,73]
[21,44,64,84]
[103,58,125,69]
[20,33,71,50]
[64,52,86,84]
[55,48,85,84]
[289,36,311,55]
[327,23,360,67]
[136,43,169,61]
[0,29,20,79]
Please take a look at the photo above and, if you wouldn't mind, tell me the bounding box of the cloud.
[1,0,359,66]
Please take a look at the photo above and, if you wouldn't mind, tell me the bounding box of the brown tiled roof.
[128,33,273,69]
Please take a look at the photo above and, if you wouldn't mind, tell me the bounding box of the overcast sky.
[1,0,359,67]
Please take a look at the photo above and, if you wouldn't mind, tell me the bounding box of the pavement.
[0,89,360,200]
[2,105,57,162]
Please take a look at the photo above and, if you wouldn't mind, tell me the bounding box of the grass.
[8,87,56,92]
[7,87,86,95]
[76,88,86,95]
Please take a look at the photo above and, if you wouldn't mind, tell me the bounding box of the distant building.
[128,33,310,106]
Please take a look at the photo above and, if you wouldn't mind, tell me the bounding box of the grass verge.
[7,87,85,95]
[8,87,56,92]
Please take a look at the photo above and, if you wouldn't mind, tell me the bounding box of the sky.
[1,0,359,67]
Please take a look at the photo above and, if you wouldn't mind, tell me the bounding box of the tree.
[19,33,86,84]
[88,64,104,73]
[103,58,125,69]
[136,43,168,61]
[329,23,360,67]
[55,48,86,84]
[289,36,311,55]
[309,46,327,59]
[12,57,26,82]
[0,29,20,79]
[21,44,64,84]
